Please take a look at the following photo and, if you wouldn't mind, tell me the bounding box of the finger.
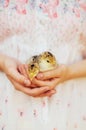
[18,64,28,78]
[24,86,50,97]
[39,89,56,97]
[32,78,60,89]
[7,68,31,86]
[23,64,29,78]
[24,64,28,71]
[30,84,37,88]
[32,78,50,87]
[37,65,65,80]
[9,78,50,97]
[37,67,61,80]
[48,78,61,89]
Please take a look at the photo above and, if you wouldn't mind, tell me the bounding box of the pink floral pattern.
[0,0,86,18]
[3,0,9,7]
[40,0,59,18]
[0,0,86,130]
[16,0,28,14]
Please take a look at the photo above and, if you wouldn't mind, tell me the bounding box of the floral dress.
[0,0,86,130]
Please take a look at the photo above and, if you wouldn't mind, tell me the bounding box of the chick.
[27,51,57,80]
[26,55,38,64]
[29,55,39,63]
[27,62,40,81]
[38,51,57,72]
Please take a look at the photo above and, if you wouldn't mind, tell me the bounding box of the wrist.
[63,65,72,81]
[67,64,77,80]
[66,66,73,80]
[61,64,74,81]
[67,60,86,79]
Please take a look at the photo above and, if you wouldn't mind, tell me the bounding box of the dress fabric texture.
[0,0,86,130]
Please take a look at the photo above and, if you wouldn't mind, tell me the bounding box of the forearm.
[68,60,86,80]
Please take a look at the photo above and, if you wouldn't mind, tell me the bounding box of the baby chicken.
[29,55,39,63]
[27,62,40,81]
[27,51,57,80]
[38,51,57,72]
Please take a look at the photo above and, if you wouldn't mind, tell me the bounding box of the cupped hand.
[18,64,56,97]
[33,65,69,91]
[2,55,50,97]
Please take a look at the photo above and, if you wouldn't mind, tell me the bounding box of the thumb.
[37,65,65,80]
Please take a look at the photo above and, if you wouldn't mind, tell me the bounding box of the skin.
[1,34,86,98]
[33,33,86,92]
[1,53,86,98]
[0,14,86,97]
[36,60,86,86]
[0,54,54,97]
[18,63,56,97]
[0,14,55,97]
[18,59,86,97]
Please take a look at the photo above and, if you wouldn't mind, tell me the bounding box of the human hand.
[32,65,69,91]
[18,64,56,97]
[2,55,50,97]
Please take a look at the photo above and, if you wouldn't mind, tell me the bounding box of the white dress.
[0,0,86,130]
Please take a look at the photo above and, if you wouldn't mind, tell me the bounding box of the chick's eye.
[31,64,34,68]
[47,60,50,63]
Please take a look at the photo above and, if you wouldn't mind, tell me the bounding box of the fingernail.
[44,87,49,91]
[24,79,30,86]
[37,73,43,79]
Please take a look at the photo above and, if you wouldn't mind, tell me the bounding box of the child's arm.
[67,60,86,80]
[0,53,50,97]
[32,60,86,92]
[36,60,86,82]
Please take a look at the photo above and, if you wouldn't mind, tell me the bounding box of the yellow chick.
[38,51,57,72]
[29,55,39,63]
[27,62,40,81]
[27,51,58,80]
